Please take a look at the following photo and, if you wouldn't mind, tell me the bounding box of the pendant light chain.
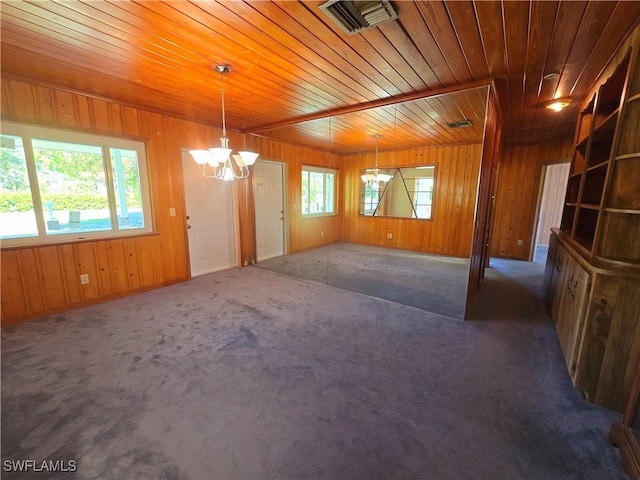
[218,65,229,149]
[188,64,259,180]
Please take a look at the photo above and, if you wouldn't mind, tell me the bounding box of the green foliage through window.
[302,166,335,216]
[0,123,152,245]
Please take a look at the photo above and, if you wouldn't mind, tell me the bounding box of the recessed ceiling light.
[545,97,572,112]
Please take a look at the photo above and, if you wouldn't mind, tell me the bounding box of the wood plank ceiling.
[1,1,639,153]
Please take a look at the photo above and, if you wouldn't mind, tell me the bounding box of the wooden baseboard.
[610,421,640,480]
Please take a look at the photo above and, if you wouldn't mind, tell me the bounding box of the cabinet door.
[549,243,568,319]
[556,257,591,378]
[544,234,558,300]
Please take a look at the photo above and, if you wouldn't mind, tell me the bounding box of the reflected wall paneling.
[490,137,573,259]
[341,143,482,257]
[246,135,341,257]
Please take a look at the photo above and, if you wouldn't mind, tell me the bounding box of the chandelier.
[361,134,392,189]
[189,65,259,181]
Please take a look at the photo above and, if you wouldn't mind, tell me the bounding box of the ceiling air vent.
[320,0,398,36]
[446,120,473,129]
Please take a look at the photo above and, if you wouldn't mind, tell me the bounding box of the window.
[359,166,435,219]
[301,166,335,216]
[1,122,153,247]
[412,176,434,219]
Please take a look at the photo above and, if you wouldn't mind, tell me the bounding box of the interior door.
[182,151,237,276]
[253,161,284,261]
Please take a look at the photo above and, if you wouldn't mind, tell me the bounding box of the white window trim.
[1,121,153,248]
[302,165,336,217]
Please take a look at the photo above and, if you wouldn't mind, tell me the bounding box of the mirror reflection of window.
[359,166,435,219]
[302,166,336,216]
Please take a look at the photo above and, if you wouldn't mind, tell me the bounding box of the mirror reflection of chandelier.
[361,134,392,189]
[189,65,259,181]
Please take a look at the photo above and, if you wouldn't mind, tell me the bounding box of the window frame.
[301,165,337,218]
[358,165,436,220]
[1,121,153,248]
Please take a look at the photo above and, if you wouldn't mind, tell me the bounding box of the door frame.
[253,159,287,259]
[181,149,241,278]
[529,160,570,261]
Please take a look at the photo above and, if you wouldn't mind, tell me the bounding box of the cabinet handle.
[567,274,574,291]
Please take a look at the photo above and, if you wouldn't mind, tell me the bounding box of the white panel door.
[182,152,236,276]
[253,161,284,261]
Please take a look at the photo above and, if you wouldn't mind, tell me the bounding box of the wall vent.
[320,1,398,36]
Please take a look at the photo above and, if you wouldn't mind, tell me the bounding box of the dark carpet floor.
[1,257,625,479]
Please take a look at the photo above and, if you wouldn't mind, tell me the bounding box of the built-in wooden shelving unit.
[546,23,640,480]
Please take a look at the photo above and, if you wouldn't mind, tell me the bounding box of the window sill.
[1,231,159,251]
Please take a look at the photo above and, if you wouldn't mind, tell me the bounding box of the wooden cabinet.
[547,24,640,415]
[545,238,591,381]
[547,25,640,477]
[546,231,640,412]
[555,254,591,377]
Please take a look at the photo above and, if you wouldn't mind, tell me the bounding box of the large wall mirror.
[360,166,435,219]
[250,85,490,320]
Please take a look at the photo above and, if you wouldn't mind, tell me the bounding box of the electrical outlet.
[169,207,176,217]
[321,231,324,237]
[80,274,89,285]
[387,233,393,239]
[517,239,523,246]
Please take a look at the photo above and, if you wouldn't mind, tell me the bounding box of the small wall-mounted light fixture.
[545,97,572,112]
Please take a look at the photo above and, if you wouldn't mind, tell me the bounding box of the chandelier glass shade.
[189,65,259,181]
[361,134,392,189]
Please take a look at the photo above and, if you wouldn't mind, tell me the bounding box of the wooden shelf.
[608,155,640,210]
[606,207,640,214]
[578,203,600,210]
[616,98,640,155]
[560,204,576,233]
[576,96,596,145]
[566,174,582,203]
[558,45,633,261]
[572,143,587,175]
[597,211,640,263]
[582,166,607,205]
[594,54,629,126]
[547,39,640,480]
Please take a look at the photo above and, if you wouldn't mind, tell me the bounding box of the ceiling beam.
[244,79,494,134]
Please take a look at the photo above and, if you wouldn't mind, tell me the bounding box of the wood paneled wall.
[0,77,342,324]
[0,77,211,324]
[341,143,482,257]
[490,137,573,260]
[245,136,341,257]
[2,75,568,325]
